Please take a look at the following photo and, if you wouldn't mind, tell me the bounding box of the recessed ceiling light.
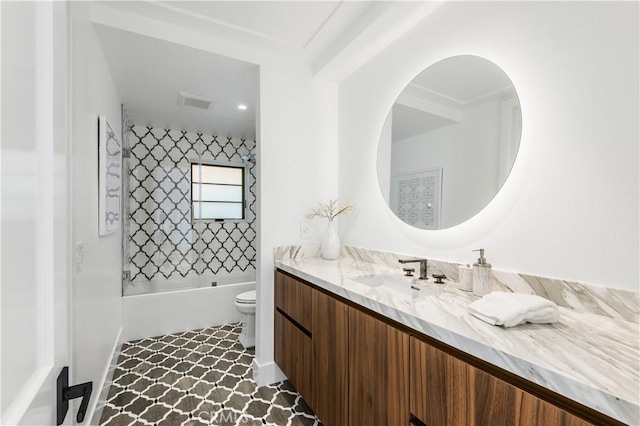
[238,104,247,110]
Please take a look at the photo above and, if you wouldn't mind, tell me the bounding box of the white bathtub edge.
[124,280,256,298]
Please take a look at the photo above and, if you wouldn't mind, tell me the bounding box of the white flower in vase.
[307,200,355,260]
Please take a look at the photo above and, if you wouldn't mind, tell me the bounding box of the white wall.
[91,4,339,385]
[377,111,393,204]
[257,67,339,383]
[70,3,123,419]
[339,2,639,290]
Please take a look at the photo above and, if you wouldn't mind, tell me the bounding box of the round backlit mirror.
[377,55,522,230]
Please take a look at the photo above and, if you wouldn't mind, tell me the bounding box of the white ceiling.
[95,24,259,138]
[159,1,372,56]
[93,1,444,138]
[96,1,444,79]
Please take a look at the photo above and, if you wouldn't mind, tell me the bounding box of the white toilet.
[235,290,256,348]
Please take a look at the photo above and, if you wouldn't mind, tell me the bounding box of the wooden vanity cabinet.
[276,270,409,426]
[274,270,612,426]
[410,337,593,426]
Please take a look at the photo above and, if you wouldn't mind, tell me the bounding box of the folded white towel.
[468,292,559,327]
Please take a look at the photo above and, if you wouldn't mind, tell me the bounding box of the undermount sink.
[354,274,404,287]
[353,274,441,296]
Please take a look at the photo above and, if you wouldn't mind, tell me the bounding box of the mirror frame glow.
[377,55,522,230]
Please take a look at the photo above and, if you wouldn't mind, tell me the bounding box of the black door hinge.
[57,366,92,425]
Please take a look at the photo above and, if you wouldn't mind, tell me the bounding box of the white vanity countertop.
[275,256,639,425]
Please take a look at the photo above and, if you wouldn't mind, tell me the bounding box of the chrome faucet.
[398,258,428,280]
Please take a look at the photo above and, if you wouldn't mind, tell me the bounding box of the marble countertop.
[275,256,639,425]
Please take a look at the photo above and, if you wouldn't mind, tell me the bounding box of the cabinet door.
[410,337,593,426]
[348,307,410,426]
[275,271,313,332]
[274,310,313,403]
[313,290,349,426]
[410,336,473,425]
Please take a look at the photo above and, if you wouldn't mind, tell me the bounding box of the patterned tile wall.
[127,126,256,283]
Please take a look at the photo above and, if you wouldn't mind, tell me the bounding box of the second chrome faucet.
[399,258,428,280]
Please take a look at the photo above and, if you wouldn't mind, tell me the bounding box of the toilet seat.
[236,290,256,304]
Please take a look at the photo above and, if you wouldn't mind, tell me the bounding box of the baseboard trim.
[252,359,286,387]
[88,327,123,425]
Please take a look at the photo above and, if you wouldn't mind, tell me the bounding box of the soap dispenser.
[472,249,492,296]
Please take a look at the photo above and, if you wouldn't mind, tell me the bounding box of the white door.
[1,2,73,425]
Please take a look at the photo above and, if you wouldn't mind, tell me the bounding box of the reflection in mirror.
[377,55,522,230]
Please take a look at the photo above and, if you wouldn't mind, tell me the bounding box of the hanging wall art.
[98,115,122,235]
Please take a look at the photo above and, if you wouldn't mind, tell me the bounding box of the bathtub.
[122,272,255,341]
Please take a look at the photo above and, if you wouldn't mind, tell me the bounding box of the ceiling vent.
[177,91,214,110]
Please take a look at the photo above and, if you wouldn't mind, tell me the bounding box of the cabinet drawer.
[274,310,313,404]
[274,270,313,332]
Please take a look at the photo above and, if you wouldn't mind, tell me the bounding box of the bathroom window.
[191,163,246,221]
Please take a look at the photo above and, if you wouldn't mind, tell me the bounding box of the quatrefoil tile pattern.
[127,126,256,283]
[99,323,321,426]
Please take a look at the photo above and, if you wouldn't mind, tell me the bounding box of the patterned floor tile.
[99,323,322,426]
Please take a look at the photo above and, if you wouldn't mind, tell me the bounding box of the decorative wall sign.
[390,168,442,230]
[98,116,122,235]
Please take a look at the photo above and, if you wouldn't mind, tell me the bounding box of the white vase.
[321,220,340,260]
